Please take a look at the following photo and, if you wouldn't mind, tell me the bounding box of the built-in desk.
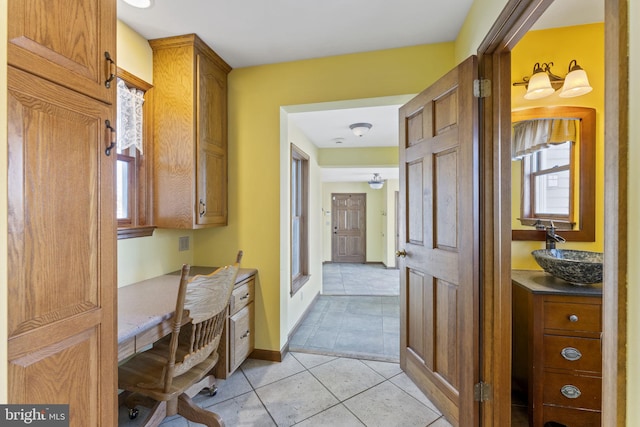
[118,267,257,378]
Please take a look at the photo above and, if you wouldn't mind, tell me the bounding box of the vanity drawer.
[543,405,601,427]
[230,277,255,315]
[543,334,601,372]
[229,303,254,371]
[543,371,601,410]
[543,301,601,333]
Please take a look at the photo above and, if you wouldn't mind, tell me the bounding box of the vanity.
[512,270,602,427]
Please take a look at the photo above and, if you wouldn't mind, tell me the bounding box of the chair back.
[162,251,243,392]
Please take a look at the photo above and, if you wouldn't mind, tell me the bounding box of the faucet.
[545,222,566,249]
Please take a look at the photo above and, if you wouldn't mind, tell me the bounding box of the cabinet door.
[196,52,227,226]
[7,67,116,426]
[8,0,116,104]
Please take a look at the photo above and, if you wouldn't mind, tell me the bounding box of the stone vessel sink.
[532,249,603,285]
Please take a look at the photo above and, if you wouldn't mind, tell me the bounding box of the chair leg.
[122,394,167,427]
[177,393,225,427]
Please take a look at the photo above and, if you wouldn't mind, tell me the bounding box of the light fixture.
[513,60,592,99]
[368,173,384,190]
[559,60,593,98]
[122,0,152,8]
[349,122,372,137]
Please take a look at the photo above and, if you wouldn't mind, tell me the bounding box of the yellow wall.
[510,24,605,269]
[0,0,7,404]
[628,0,639,420]
[194,42,455,351]
[115,21,197,287]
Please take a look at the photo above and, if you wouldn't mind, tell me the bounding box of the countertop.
[118,267,257,344]
[511,269,602,296]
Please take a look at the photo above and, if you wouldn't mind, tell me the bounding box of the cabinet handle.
[104,51,116,88]
[561,347,582,361]
[560,384,581,399]
[568,314,579,322]
[105,120,116,156]
[240,330,250,339]
[240,293,250,300]
[199,199,206,217]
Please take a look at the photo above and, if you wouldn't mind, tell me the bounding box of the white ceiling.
[118,0,603,183]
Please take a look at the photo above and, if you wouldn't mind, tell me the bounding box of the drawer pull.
[560,385,581,399]
[568,314,579,322]
[240,330,250,339]
[561,347,582,361]
[240,293,250,300]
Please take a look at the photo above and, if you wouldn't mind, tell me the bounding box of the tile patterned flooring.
[119,264,455,426]
[118,352,452,427]
[289,263,400,361]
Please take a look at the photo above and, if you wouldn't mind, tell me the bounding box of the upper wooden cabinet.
[150,34,232,229]
[8,0,117,104]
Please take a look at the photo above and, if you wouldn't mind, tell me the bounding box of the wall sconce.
[368,173,384,190]
[350,122,372,137]
[513,60,593,99]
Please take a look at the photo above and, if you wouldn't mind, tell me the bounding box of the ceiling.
[118,0,603,183]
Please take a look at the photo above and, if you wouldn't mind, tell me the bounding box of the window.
[116,69,155,239]
[291,144,309,295]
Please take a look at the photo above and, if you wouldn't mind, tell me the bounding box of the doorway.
[331,193,366,263]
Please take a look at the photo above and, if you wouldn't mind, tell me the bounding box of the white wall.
[280,111,324,345]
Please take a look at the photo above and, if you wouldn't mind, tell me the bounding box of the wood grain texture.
[8,0,115,104]
[150,34,230,229]
[398,56,479,427]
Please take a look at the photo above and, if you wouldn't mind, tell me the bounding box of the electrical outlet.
[178,236,190,252]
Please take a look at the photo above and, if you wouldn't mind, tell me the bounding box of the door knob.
[396,249,407,258]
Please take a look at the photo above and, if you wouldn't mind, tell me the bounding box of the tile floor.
[288,295,400,362]
[321,263,399,296]
[118,352,452,427]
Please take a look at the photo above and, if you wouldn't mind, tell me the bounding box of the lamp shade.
[368,173,384,190]
[559,61,592,98]
[122,0,152,8]
[350,123,372,137]
[524,70,555,100]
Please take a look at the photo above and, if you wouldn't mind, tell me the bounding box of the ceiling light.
[368,173,384,190]
[513,60,592,100]
[122,0,152,8]
[349,122,372,137]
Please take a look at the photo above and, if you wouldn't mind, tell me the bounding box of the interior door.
[398,56,480,426]
[331,193,366,263]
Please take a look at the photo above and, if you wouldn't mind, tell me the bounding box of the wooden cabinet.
[512,271,602,427]
[216,275,256,378]
[7,1,117,425]
[149,34,231,229]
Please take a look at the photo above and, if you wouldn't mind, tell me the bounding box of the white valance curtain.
[512,118,577,159]
[117,78,145,154]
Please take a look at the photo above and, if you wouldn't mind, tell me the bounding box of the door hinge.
[473,79,491,98]
[474,381,492,402]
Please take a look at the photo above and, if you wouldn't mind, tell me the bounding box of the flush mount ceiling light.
[349,122,372,137]
[368,173,384,190]
[513,60,593,100]
[122,0,152,8]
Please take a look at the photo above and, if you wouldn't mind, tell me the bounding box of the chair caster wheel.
[128,408,139,420]
[208,386,218,396]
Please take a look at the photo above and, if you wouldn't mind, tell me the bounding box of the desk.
[118,267,257,363]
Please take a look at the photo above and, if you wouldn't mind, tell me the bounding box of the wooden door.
[398,56,479,426]
[197,50,228,226]
[7,67,117,426]
[8,0,116,104]
[331,193,366,263]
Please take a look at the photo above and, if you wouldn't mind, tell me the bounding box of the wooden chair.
[118,251,243,427]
